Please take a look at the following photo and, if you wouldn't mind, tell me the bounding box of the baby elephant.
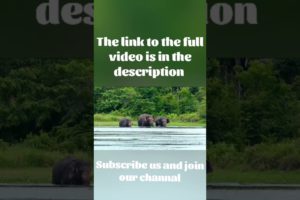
[138,114,155,127]
[52,157,91,186]
[119,118,132,127]
[155,117,170,127]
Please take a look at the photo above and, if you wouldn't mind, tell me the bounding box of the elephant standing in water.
[138,114,155,127]
[52,157,91,185]
[119,118,132,127]
[155,117,170,127]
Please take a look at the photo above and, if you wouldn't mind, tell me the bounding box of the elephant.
[52,157,91,185]
[138,114,155,127]
[155,117,170,127]
[119,118,132,127]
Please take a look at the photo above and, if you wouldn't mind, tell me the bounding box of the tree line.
[207,58,300,147]
[0,59,93,152]
[94,87,206,120]
[0,58,299,152]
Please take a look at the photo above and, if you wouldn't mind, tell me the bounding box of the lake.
[94,127,206,150]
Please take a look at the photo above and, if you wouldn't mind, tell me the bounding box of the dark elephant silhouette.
[52,157,91,185]
[138,114,154,127]
[119,118,132,127]
[155,117,170,127]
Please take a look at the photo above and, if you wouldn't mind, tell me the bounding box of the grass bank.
[94,121,204,127]
[0,145,90,184]
[0,168,51,184]
[94,113,206,127]
[208,169,300,184]
[2,168,300,184]
[0,145,89,168]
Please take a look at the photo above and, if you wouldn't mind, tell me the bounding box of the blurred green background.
[94,0,206,86]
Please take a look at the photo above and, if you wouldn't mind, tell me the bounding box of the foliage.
[94,87,206,122]
[0,145,90,168]
[244,139,300,171]
[208,169,300,184]
[94,113,131,122]
[209,138,300,171]
[0,59,93,152]
[1,58,300,168]
[208,143,243,169]
[207,59,300,146]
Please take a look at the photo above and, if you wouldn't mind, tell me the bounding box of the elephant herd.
[119,114,170,128]
[51,114,213,186]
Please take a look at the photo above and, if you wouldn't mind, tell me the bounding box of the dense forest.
[94,87,206,123]
[207,58,300,171]
[0,58,299,147]
[207,59,300,146]
[0,58,300,171]
[0,59,93,152]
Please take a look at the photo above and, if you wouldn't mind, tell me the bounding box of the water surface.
[94,127,206,150]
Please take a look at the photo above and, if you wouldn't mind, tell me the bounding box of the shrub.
[0,145,90,168]
[0,139,9,150]
[244,141,300,171]
[94,113,130,122]
[178,113,200,122]
[23,133,56,150]
[208,143,243,169]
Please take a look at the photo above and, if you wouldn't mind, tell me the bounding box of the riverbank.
[94,113,206,128]
[2,168,300,184]
[208,169,300,184]
[94,121,205,127]
[0,168,50,183]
